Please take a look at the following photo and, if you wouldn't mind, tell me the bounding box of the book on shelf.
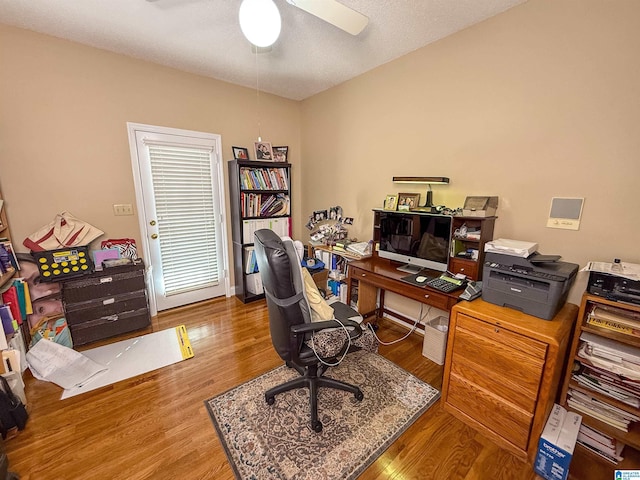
[243,246,259,274]
[239,166,289,191]
[576,423,625,464]
[576,438,624,464]
[587,311,640,338]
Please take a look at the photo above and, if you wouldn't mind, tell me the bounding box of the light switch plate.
[113,204,134,216]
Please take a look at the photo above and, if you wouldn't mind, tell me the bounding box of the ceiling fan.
[146,0,367,35]
[285,0,368,36]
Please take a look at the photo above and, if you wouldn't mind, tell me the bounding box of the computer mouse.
[415,276,427,283]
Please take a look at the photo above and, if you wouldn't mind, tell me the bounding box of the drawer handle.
[424,294,429,299]
[100,277,113,283]
[361,273,366,277]
[495,328,499,333]
[103,298,115,305]
[459,268,465,272]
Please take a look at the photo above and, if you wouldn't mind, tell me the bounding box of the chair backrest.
[254,229,312,361]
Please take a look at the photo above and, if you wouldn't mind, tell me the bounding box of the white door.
[127,123,229,313]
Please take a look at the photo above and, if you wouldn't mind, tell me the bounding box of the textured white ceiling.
[0,0,527,100]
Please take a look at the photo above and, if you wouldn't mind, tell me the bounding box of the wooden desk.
[347,256,462,322]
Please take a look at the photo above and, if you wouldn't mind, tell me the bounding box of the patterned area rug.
[205,350,440,480]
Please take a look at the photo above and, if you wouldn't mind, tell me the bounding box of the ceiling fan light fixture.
[239,0,282,48]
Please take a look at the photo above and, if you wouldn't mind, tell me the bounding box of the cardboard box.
[462,196,498,217]
[534,404,582,480]
[422,315,449,365]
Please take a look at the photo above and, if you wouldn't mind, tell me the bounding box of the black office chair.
[253,229,364,432]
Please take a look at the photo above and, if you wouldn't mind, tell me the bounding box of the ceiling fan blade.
[286,0,368,35]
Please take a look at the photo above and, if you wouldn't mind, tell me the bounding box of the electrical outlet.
[113,204,134,216]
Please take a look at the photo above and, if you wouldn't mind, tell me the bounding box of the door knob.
[151,234,158,239]
[150,220,156,226]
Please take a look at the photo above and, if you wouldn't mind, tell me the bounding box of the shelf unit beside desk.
[309,243,370,297]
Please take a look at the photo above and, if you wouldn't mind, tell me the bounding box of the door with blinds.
[128,123,228,312]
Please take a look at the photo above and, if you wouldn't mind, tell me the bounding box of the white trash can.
[422,315,449,365]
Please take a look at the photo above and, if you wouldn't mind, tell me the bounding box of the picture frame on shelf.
[383,195,398,211]
[273,146,288,162]
[232,146,249,160]
[254,142,274,161]
[398,193,420,210]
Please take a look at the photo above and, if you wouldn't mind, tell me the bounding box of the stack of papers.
[581,261,640,281]
[484,238,538,258]
[346,241,372,257]
[567,388,640,432]
[578,332,640,380]
[576,424,625,464]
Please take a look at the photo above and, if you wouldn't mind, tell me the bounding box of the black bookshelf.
[228,160,292,303]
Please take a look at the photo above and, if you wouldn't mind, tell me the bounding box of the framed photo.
[232,146,249,160]
[313,209,328,222]
[254,142,274,161]
[273,146,288,162]
[383,195,398,211]
[398,193,420,210]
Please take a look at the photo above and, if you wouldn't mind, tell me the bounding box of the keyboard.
[425,276,466,293]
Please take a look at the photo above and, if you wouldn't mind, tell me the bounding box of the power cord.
[367,304,431,346]
[309,318,352,367]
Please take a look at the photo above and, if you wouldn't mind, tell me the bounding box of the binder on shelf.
[245,273,264,295]
[243,247,259,274]
[1,286,22,325]
[242,218,290,244]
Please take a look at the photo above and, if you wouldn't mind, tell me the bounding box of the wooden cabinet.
[448,216,496,281]
[228,160,291,303]
[442,299,576,462]
[558,294,640,477]
[62,261,150,346]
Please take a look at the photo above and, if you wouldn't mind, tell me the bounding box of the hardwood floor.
[4,297,587,479]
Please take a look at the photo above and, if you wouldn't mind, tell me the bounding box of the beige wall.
[300,0,640,304]
[0,25,301,287]
[2,0,639,306]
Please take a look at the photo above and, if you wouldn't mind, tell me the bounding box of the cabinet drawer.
[69,308,150,346]
[63,267,145,303]
[447,373,533,451]
[449,258,478,280]
[457,313,548,360]
[64,290,148,326]
[450,326,545,412]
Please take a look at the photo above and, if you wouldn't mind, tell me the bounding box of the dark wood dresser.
[62,260,150,346]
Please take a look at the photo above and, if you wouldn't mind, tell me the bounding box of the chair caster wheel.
[355,390,364,401]
[312,420,323,433]
[265,395,275,406]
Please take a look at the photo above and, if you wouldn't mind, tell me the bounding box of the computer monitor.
[377,210,452,273]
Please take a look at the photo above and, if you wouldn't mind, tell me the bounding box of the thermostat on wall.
[547,197,584,230]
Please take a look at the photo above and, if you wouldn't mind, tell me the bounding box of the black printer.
[482,252,579,320]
